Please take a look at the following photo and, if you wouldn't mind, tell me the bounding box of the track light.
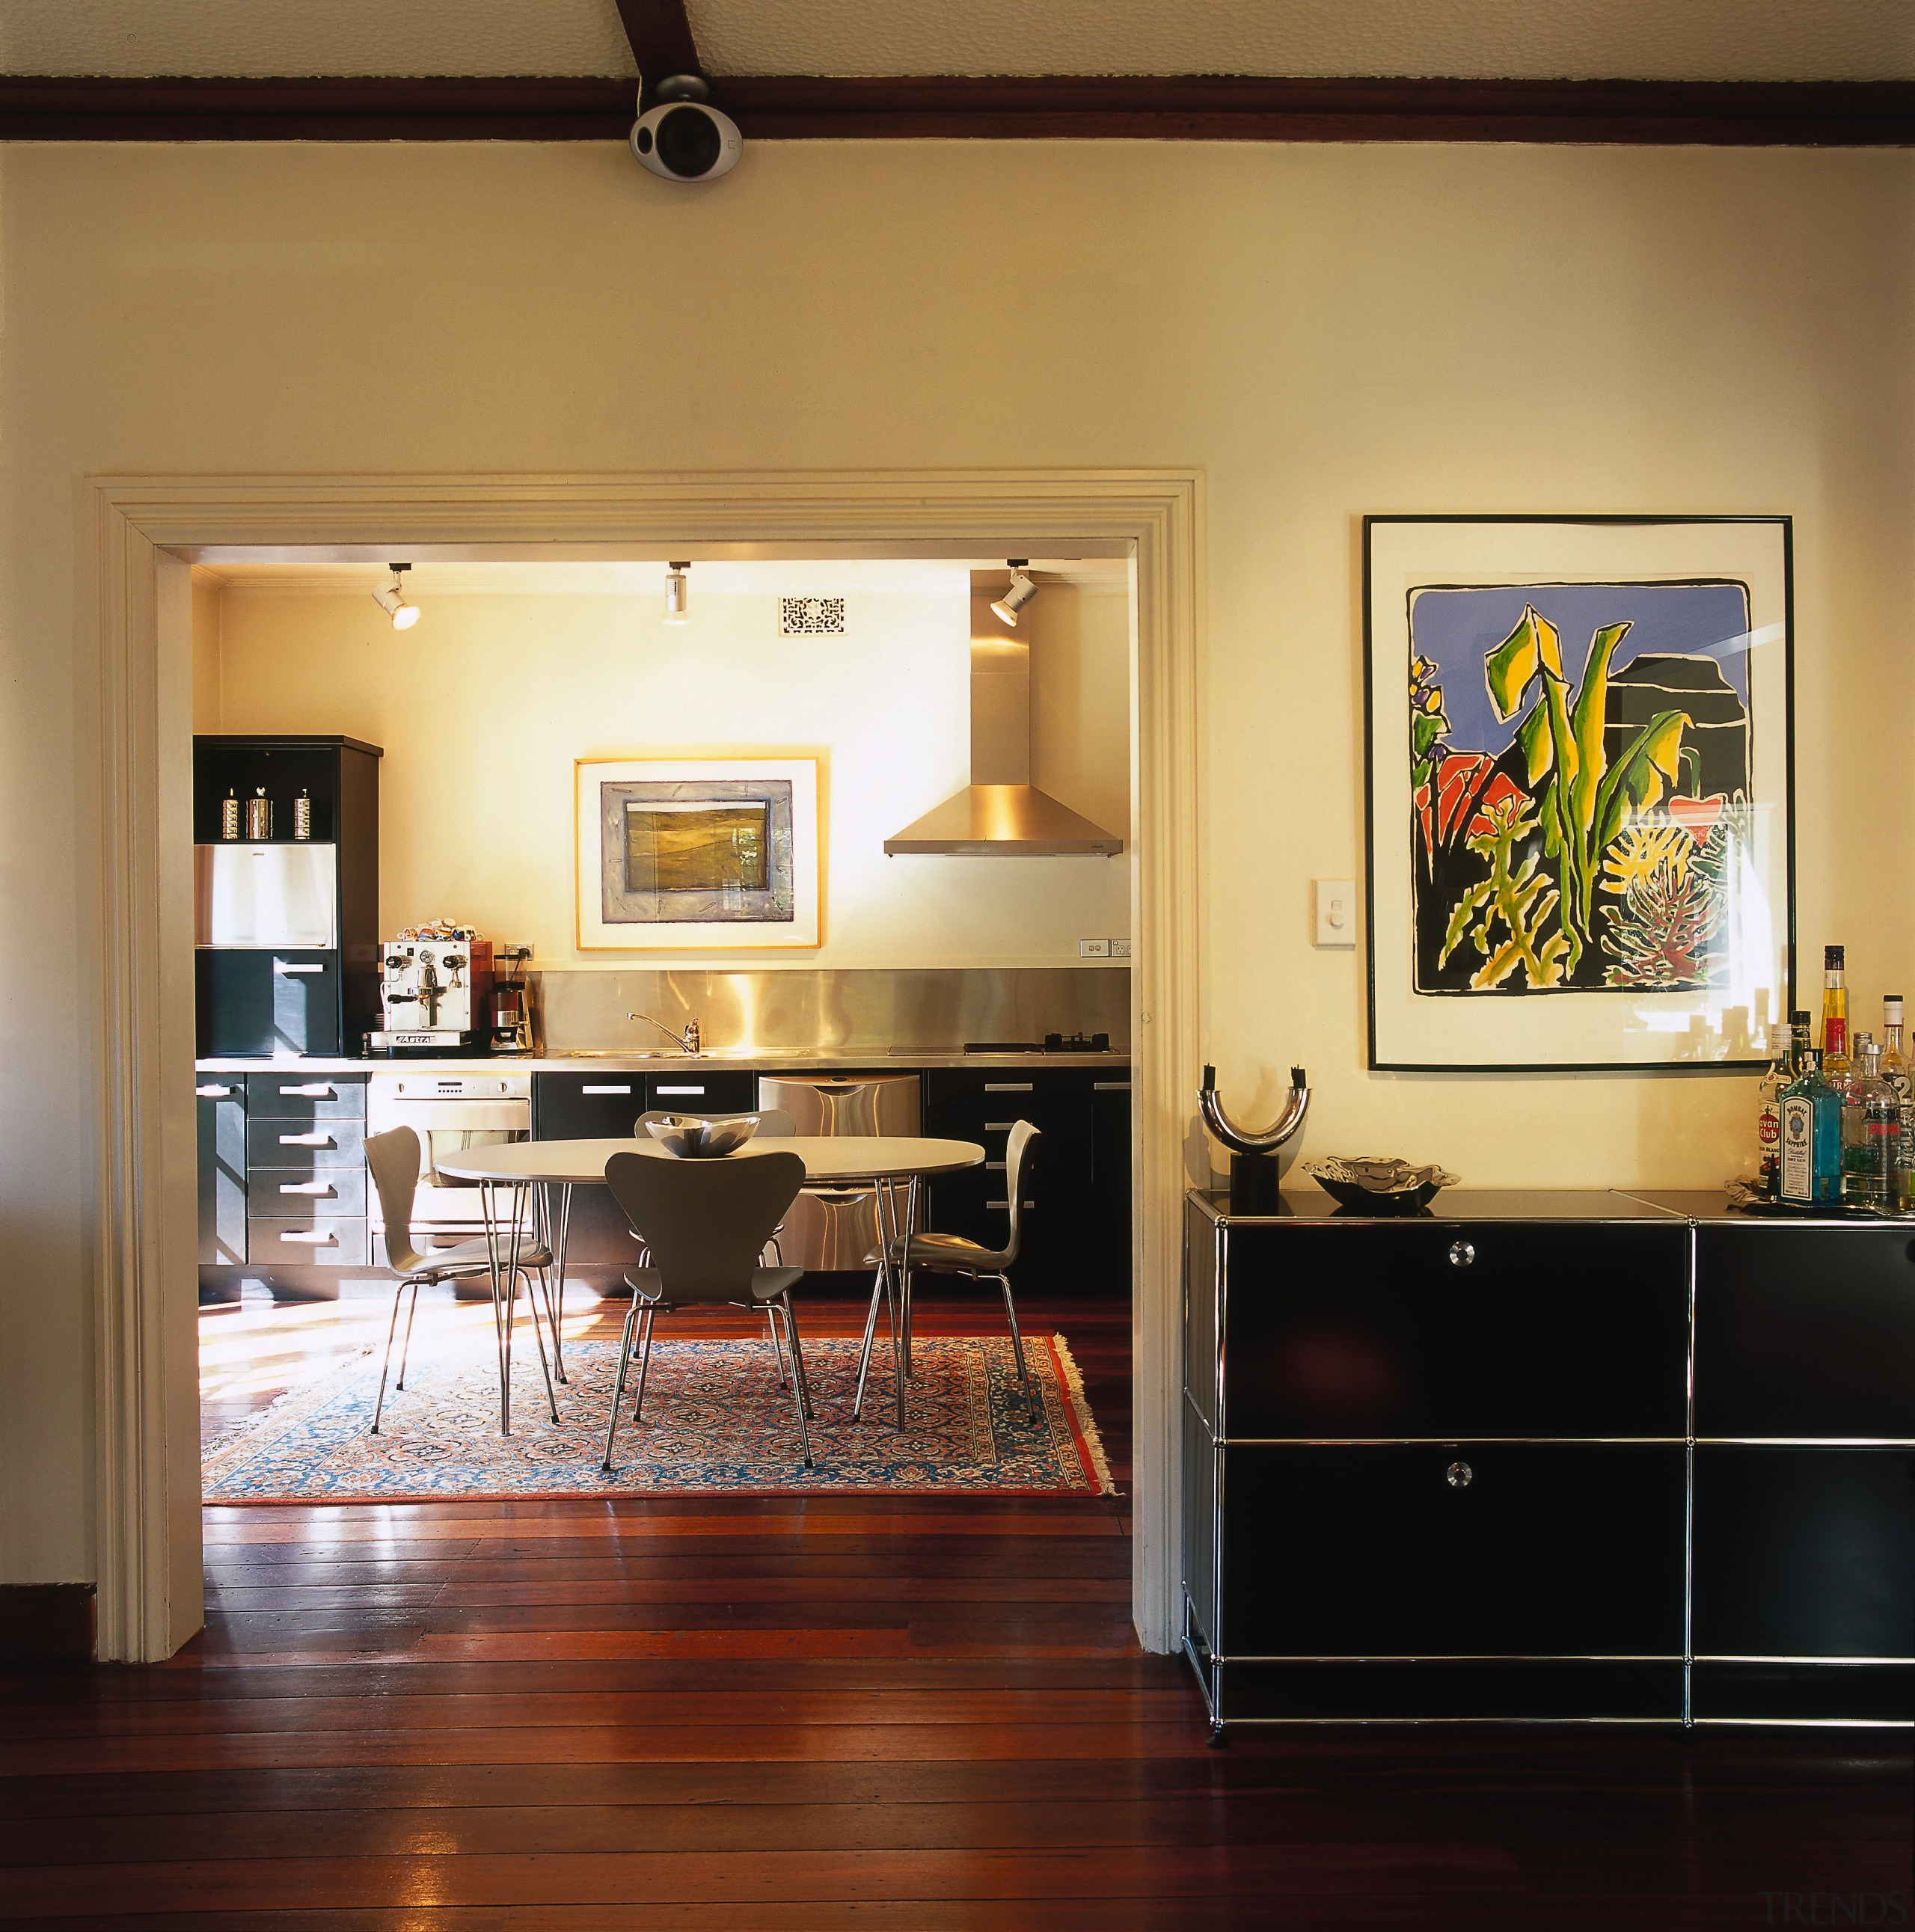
[990,562,1038,628]
[373,563,420,631]
[664,561,691,625]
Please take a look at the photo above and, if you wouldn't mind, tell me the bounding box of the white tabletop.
[435,1135,986,1186]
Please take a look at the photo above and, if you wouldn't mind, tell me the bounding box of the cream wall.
[209,568,1132,968]
[2,139,1910,1590]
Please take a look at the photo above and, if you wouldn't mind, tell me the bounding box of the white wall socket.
[1110,938,1132,959]
[1313,880,1357,948]
[1079,938,1112,958]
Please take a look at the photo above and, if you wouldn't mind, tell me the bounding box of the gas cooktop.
[963,1033,1115,1054]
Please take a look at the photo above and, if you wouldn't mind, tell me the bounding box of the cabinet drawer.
[648,1070,756,1114]
[533,1073,646,1139]
[247,1116,365,1170]
[1694,1226,1915,1440]
[1211,1220,1688,1440]
[247,1165,367,1218]
[923,1105,1091,1191]
[923,1066,1116,1107]
[248,1216,368,1268]
[245,1073,365,1120]
[1692,1447,1915,1660]
[1216,1443,1686,1658]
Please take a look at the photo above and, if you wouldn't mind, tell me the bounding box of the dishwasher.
[757,1073,921,1270]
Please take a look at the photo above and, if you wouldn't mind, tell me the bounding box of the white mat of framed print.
[575,758,821,951]
[1364,516,1793,1071]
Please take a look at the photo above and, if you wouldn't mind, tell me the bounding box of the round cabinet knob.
[1447,1240,1476,1269]
[1446,1461,1474,1488]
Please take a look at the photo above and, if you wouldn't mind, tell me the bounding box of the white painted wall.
[1,138,1909,1594]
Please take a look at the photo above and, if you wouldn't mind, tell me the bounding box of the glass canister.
[292,788,312,841]
[219,788,241,840]
[244,788,273,841]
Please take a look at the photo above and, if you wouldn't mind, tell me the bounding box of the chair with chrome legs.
[854,1120,1042,1430]
[633,1108,800,1387]
[364,1126,560,1436]
[601,1148,813,1471]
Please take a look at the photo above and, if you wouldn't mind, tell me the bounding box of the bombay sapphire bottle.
[1778,1011,1842,1205]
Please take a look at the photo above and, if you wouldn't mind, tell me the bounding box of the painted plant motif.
[1407,581,1753,995]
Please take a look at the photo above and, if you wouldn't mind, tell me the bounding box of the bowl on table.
[645,1114,760,1159]
[1303,1156,1459,1214]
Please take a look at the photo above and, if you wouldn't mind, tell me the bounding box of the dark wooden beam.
[0,74,1908,145]
[612,0,702,105]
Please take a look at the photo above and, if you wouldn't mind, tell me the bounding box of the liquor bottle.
[1819,945,1850,1077]
[1881,996,1914,1206]
[1840,1035,1899,1210]
[1753,1023,1792,1197]
[1778,1012,1842,1205]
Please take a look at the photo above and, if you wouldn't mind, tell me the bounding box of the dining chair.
[632,1108,798,1384]
[854,1120,1042,1429]
[601,1147,814,1470]
[364,1125,559,1435]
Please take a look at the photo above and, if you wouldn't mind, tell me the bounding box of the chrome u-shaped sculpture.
[1198,1063,1310,1156]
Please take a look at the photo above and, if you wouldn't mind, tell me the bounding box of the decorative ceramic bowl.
[1303,1156,1460,1214]
[646,1114,760,1159]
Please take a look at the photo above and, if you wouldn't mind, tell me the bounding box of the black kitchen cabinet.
[1184,1189,1915,1732]
[196,949,343,1058]
[922,1065,1121,1295]
[194,1078,247,1267]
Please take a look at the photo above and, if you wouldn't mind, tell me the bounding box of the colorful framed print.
[574,758,821,950]
[1364,516,1793,1070]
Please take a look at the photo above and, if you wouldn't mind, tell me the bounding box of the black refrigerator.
[193,735,382,1058]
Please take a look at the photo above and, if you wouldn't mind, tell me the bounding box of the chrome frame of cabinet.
[1181,1193,1915,1738]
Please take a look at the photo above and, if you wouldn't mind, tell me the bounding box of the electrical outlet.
[1110,938,1132,959]
[1079,938,1112,959]
[1314,880,1356,948]
[496,941,533,961]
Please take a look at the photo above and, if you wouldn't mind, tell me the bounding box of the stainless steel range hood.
[884,635,1124,857]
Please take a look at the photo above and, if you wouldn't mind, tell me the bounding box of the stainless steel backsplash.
[533,967,1130,1055]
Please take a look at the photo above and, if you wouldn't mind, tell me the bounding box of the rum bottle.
[1778,1013,1842,1205]
[1753,1023,1792,1197]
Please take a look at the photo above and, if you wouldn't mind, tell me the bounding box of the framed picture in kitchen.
[574,757,821,950]
[1364,515,1794,1071]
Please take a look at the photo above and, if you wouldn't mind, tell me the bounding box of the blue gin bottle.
[1778,1013,1842,1205]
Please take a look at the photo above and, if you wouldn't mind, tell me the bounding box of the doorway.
[87,470,1199,1660]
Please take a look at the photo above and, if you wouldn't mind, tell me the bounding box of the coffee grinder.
[489,947,534,1055]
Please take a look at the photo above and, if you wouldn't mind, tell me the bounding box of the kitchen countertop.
[195,1051,1132,1075]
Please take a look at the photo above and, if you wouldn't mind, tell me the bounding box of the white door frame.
[87,469,1202,1661]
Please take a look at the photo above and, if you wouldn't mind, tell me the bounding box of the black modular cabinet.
[922,1065,1130,1295]
[532,1067,756,1268]
[194,1078,248,1266]
[1183,1191,1915,1731]
[193,735,382,1058]
[242,1073,370,1274]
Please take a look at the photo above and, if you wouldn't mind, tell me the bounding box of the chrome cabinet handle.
[986,1200,1037,1211]
[655,1085,706,1096]
[278,1082,335,1097]
[985,1161,1007,1171]
[195,1084,233,1098]
[1093,1081,1131,1092]
[1447,1240,1476,1269]
[279,1230,338,1245]
[1446,1461,1473,1488]
[580,1085,633,1095]
[984,1082,1034,1093]
[272,961,325,975]
[278,1181,336,1196]
[984,1121,1016,1132]
[278,1131,333,1146]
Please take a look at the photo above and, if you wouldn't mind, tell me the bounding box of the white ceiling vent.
[779,595,847,637]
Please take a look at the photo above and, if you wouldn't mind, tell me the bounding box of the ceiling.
[2,0,1908,84]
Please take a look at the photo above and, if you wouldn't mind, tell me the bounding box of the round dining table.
[435,1135,985,1431]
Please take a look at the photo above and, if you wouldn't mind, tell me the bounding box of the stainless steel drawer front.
[248,1217,369,1267]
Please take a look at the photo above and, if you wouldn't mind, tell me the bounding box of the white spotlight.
[664,561,691,625]
[989,563,1038,628]
[373,563,420,631]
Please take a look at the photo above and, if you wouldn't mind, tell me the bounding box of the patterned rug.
[200,1328,1113,1500]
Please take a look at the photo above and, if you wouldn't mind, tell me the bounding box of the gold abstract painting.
[624,803,770,895]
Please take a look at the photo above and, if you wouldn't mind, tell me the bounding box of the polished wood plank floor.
[1,1293,1908,1929]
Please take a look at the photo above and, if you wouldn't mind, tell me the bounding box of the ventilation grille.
[779,595,847,637]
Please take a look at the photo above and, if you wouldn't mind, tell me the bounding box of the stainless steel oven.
[367,1071,532,1253]
[758,1073,921,1269]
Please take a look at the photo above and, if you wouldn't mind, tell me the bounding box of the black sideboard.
[1183,1188,1915,1734]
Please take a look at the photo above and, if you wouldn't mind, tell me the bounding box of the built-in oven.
[367,1073,532,1269]
[758,1073,922,1270]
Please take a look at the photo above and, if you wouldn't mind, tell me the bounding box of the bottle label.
[1824,1017,1848,1059]
[1779,1096,1813,1200]
[1757,1103,1780,1149]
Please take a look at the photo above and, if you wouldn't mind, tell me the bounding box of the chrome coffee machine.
[370,930,494,1056]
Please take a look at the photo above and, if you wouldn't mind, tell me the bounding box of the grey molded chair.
[601,1148,814,1471]
[632,1108,798,1382]
[854,1120,1041,1429]
[364,1125,558,1436]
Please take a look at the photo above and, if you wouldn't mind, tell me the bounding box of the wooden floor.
[1,1292,1908,1930]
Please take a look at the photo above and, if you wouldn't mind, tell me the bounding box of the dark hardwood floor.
[1,1294,1908,1930]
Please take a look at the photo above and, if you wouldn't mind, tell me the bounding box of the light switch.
[1314,879,1356,948]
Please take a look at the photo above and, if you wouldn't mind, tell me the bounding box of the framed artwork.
[1364,516,1793,1070]
[574,758,821,950]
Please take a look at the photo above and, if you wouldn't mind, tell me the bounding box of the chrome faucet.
[628,1011,701,1055]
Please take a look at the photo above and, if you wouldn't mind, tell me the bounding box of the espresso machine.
[370,934,494,1056]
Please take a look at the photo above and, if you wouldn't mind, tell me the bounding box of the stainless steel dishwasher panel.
[758,1073,922,1270]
